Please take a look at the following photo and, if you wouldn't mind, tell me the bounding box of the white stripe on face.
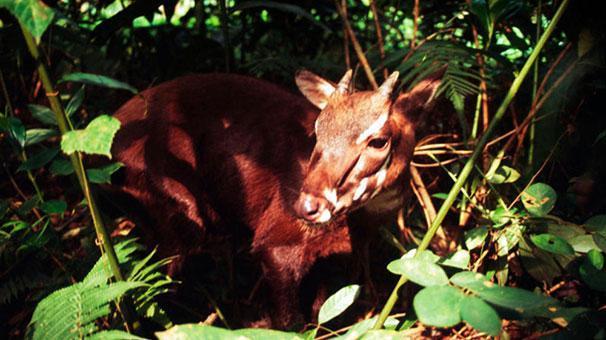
[356,112,388,145]
[353,177,369,201]
[323,188,338,207]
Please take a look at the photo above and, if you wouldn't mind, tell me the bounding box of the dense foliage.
[1,0,605,338]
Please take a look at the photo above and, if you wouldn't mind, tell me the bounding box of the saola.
[110,70,442,328]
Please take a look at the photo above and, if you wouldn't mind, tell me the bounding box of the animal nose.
[295,193,332,223]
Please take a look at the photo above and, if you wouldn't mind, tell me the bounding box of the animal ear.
[392,67,446,122]
[296,70,345,109]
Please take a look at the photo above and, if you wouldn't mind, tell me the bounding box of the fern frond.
[27,281,144,340]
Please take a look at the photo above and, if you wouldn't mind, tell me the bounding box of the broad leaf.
[521,183,557,217]
[413,285,464,328]
[387,257,449,286]
[569,234,600,253]
[87,163,123,184]
[66,86,85,118]
[28,104,57,126]
[0,0,55,40]
[61,115,121,158]
[0,116,26,148]
[439,249,470,269]
[17,147,59,172]
[460,296,501,336]
[530,233,575,255]
[585,215,606,233]
[450,271,582,325]
[487,165,520,184]
[60,73,137,94]
[318,284,361,324]
[40,200,67,215]
[156,324,302,340]
[50,158,74,176]
[25,128,58,146]
[465,226,488,250]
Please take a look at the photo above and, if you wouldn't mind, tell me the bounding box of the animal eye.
[368,137,389,149]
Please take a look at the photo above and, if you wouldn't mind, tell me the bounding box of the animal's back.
[111,74,320,257]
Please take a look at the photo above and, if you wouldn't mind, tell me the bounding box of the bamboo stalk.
[372,0,570,328]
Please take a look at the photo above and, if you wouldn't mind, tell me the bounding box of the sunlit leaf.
[413,285,464,328]
[439,249,470,269]
[318,284,361,324]
[0,0,55,40]
[156,324,302,340]
[61,115,121,158]
[387,257,448,287]
[465,226,488,250]
[530,233,575,255]
[522,183,557,217]
[487,165,520,184]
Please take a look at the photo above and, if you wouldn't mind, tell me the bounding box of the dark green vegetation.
[1,0,605,338]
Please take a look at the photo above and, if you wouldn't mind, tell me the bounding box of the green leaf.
[86,163,123,184]
[27,281,144,340]
[49,158,74,176]
[521,183,557,217]
[318,284,361,324]
[465,226,488,250]
[489,206,513,228]
[387,257,449,286]
[233,1,330,32]
[586,249,604,270]
[450,271,582,324]
[413,285,464,328]
[17,147,59,172]
[61,115,121,158]
[530,234,575,255]
[60,73,137,94]
[460,296,502,336]
[156,324,302,340]
[65,86,85,118]
[0,116,26,148]
[486,165,520,184]
[336,316,400,340]
[439,249,470,269]
[593,234,606,253]
[0,0,55,40]
[40,200,67,214]
[569,234,600,253]
[87,330,147,340]
[579,255,606,292]
[28,104,57,126]
[25,128,58,146]
[585,215,606,232]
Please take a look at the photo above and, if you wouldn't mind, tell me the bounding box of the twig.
[334,0,378,89]
[369,0,388,79]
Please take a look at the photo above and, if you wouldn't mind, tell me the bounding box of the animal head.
[293,69,443,224]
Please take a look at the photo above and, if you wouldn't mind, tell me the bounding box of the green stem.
[528,0,542,168]
[19,22,139,332]
[372,0,570,329]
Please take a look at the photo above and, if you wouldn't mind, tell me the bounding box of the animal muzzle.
[294,192,334,224]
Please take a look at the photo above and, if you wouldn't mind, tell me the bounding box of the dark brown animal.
[111,70,442,328]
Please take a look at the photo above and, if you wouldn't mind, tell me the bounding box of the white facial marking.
[353,177,369,201]
[317,209,332,223]
[323,188,338,207]
[376,169,387,187]
[304,197,314,212]
[356,112,388,145]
